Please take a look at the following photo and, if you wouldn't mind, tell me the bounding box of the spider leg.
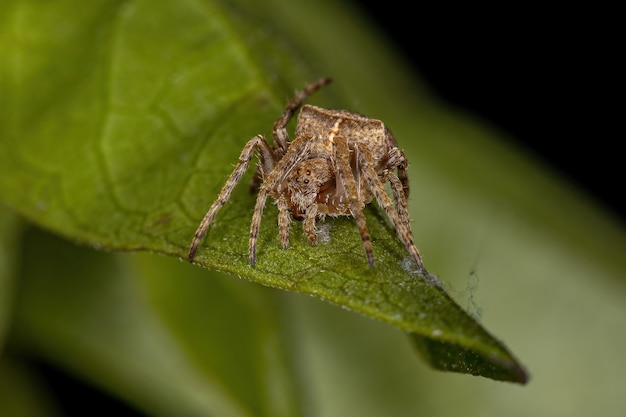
[387,174,411,232]
[303,203,319,245]
[277,194,291,248]
[333,137,375,267]
[355,143,424,271]
[390,148,410,198]
[249,136,312,264]
[397,164,410,198]
[188,134,275,262]
[380,147,410,199]
[249,188,269,266]
[381,131,410,198]
[273,78,332,151]
[381,148,410,221]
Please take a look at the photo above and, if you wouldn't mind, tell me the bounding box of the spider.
[188,78,424,270]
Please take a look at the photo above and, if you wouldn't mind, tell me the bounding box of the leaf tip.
[410,334,530,384]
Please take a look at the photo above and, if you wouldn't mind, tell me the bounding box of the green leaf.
[14,228,299,417]
[0,0,529,384]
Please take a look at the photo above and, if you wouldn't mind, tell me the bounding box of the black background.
[356,2,622,222]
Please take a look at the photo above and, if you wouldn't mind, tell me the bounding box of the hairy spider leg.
[188,134,276,262]
[333,137,375,267]
[277,194,291,248]
[249,136,313,265]
[354,142,424,271]
[380,148,410,222]
[387,174,411,230]
[387,148,410,198]
[302,202,320,245]
[272,78,332,151]
[379,130,410,199]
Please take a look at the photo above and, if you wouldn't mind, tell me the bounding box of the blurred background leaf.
[1,0,625,416]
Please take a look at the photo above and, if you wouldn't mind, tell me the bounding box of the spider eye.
[303,179,309,184]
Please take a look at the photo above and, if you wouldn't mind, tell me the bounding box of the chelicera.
[188,78,423,270]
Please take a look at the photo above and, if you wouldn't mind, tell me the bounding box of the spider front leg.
[355,143,424,271]
[387,174,411,232]
[277,194,291,248]
[249,136,312,265]
[188,134,276,262]
[381,147,410,224]
[383,147,410,198]
[302,204,319,245]
[249,188,269,266]
[333,137,375,267]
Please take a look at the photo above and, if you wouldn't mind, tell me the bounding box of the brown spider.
[188,78,424,270]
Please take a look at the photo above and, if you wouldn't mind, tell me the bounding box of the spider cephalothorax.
[188,78,423,270]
